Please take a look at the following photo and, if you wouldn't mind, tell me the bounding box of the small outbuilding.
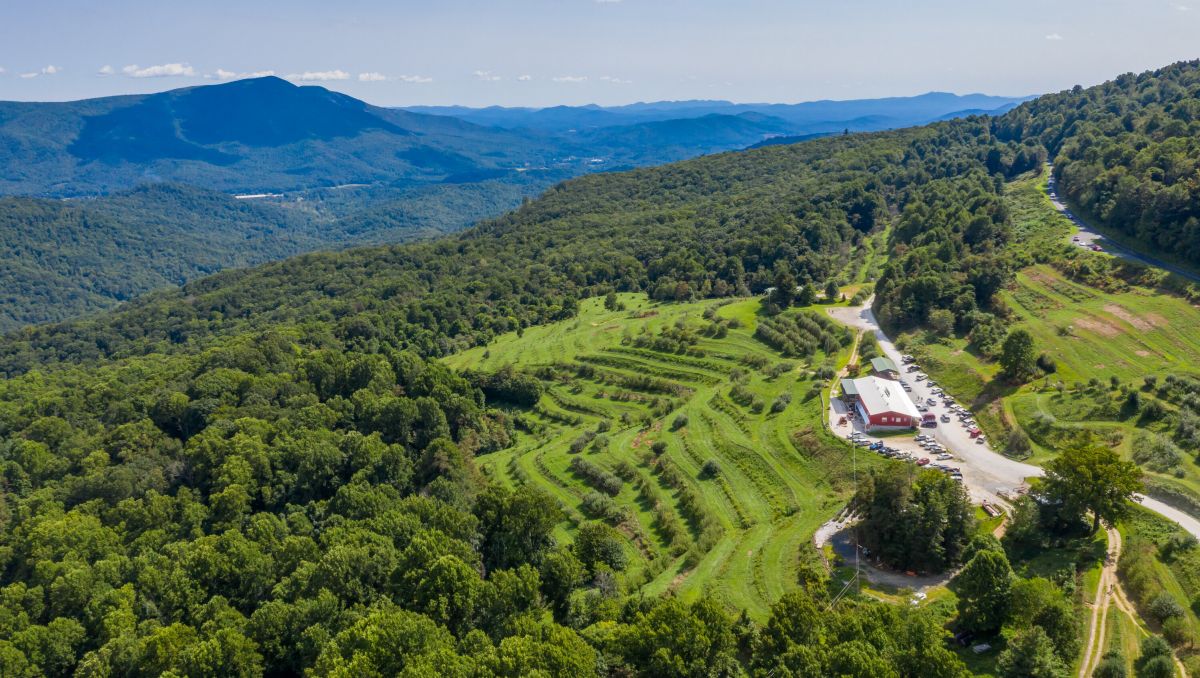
[869,356,900,380]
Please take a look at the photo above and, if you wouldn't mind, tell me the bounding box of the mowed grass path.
[908,172,1200,510]
[445,293,862,618]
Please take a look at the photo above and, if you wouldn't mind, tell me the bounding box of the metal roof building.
[843,374,919,429]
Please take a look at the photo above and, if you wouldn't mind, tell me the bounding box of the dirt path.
[827,298,1196,675]
[1079,528,1119,677]
[1076,527,1188,678]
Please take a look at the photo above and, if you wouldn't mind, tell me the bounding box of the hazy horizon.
[2,0,1196,107]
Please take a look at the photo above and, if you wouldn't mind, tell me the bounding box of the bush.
[651,440,667,456]
[765,362,794,379]
[1132,432,1183,473]
[771,393,792,413]
[1135,635,1174,678]
[700,460,721,478]
[1094,650,1128,678]
[1149,592,1186,624]
[1036,352,1057,374]
[1163,616,1195,648]
[671,414,689,431]
[1142,398,1166,421]
[570,457,622,496]
[1007,428,1032,457]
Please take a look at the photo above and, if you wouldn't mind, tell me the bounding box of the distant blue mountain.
[403,91,1033,133]
[0,78,1031,198]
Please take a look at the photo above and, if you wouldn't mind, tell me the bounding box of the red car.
[917,458,930,466]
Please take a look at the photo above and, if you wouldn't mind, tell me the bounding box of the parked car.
[941,414,951,423]
[917,458,930,466]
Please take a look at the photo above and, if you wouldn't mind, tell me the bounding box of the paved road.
[827,302,1041,507]
[1047,168,1200,285]
[825,299,1200,542]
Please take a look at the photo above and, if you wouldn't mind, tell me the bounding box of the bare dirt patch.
[1136,350,1152,357]
[1103,303,1154,331]
[1074,315,1122,337]
[1025,269,1060,286]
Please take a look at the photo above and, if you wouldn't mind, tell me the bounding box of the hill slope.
[994,59,1200,266]
[0,116,1016,375]
[2,61,1196,677]
[0,76,559,196]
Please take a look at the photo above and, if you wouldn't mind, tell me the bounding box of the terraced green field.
[445,293,865,618]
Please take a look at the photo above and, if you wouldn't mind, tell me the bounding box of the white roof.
[851,375,920,419]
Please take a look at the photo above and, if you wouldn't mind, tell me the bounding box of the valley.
[0,51,1198,677]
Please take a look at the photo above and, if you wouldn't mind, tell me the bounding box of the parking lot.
[827,303,1043,507]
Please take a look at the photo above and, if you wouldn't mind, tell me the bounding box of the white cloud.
[1177,4,1190,10]
[207,69,276,80]
[517,74,533,82]
[97,65,114,76]
[600,75,632,84]
[1045,33,1064,40]
[286,69,350,81]
[123,63,196,78]
[358,71,388,82]
[397,74,433,83]
[0,67,6,75]
[552,75,587,83]
[22,64,63,78]
[474,70,501,81]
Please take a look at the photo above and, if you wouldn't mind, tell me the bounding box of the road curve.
[1046,165,1200,285]
[826,298,1200,541]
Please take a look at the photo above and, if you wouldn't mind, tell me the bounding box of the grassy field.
[904,172,1200,505]
[893,170,1200,671]
[1114,508,1200,673]
[445,292,867,618]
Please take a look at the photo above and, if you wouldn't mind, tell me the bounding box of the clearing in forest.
[444,292,863,618]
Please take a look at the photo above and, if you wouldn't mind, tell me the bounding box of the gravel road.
[825,299,1200,540]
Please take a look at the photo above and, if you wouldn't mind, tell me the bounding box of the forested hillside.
[0,186,326,330]
[0,62,1194,676]
[0,174,569,332]
[995,59,1200,264]
[0,117,1021,375]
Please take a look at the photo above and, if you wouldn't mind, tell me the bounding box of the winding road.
[1047,167,1200,285]
[825,298,1200,541]
[820,298,1198,672]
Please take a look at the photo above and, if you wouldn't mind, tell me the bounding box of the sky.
[1,0,1197,107]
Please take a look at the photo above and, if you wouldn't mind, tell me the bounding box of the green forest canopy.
[0,59,1198,676]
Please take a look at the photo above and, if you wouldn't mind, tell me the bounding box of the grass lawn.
[905,170,1200,506]
[445,292,869,618]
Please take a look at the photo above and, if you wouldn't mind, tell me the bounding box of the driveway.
[826,299,1200,540]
